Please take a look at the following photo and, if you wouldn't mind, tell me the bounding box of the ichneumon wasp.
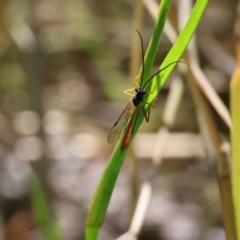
[107,29,182,152]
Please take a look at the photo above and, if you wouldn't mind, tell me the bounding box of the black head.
[135,87,146,94]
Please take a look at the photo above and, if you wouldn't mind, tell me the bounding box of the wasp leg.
[134,74,140,87]
[123,88,135,96]
[142,106,150,122]
[144,101,156,109]
[146,84,156,94]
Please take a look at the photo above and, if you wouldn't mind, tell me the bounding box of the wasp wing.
[120,104,140,151]
[107,102,134,143]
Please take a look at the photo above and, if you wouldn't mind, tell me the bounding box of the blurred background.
[0,0,237,239]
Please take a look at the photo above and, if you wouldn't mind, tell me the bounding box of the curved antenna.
[143,61,184,88]
[135,29,145,87]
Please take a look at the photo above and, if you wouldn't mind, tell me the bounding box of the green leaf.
[30,173,61,240]
[231,70,240,238]
[86,0,208,239]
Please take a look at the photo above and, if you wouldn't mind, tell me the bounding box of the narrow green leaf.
[30,173,61,240]
[86,0,208,239]
[231,72,240,237]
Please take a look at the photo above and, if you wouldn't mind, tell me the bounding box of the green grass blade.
[86,0,208,239]
[86,0,173,229]
[146,0,209,101]
[231,67,240,237]
[30,173,61,240]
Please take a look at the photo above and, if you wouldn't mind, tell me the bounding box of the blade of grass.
[30,173,61,240]
[231,68,240,235]
[86,0,208,238]
[133,0,208,153]
[86,0,173,229]
[231,5,240,237]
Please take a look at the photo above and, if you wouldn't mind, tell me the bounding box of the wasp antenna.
[135,29,145,87]
[143,60,184,88]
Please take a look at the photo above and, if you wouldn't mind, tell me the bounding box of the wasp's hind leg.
[144,101,157,109]
[141,106,151,122]
[146,84,157,94]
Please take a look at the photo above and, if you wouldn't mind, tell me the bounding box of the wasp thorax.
[132,87,146,106]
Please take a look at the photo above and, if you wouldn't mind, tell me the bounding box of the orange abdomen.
[120,125,133,152]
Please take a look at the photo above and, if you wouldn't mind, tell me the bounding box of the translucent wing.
[107,102,134,143]
[120,105,140,151]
